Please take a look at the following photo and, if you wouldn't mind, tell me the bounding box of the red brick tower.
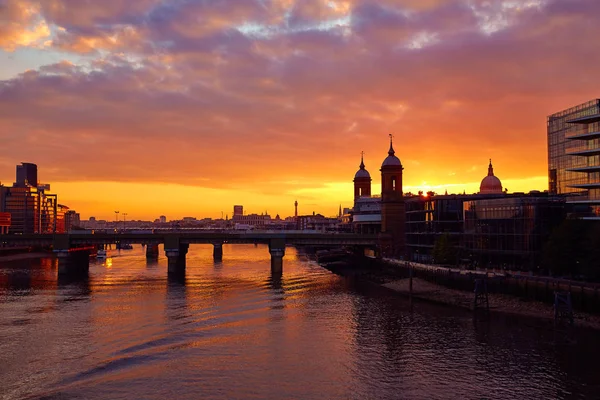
[380,135,405,258]
[354,152,372,200]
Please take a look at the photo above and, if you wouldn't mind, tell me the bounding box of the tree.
[542,219,600,281]
[432,233,456,265]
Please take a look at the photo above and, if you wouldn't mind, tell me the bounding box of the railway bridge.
[1,231,382,275]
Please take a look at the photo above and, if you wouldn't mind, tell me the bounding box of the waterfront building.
[463,194,565,271]
[548,99,600,219]
[232,212,271,228]
[65,210,81,232]
[159,215,167,223]
[296,213,340,232]
[0,186,58,234]
[380,136,405,257]
[351,153,381,234]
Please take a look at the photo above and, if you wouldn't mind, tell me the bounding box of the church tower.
[354,152,372,200]
[380,135,405,257]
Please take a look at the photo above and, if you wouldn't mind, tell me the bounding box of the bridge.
[0,231,382,275]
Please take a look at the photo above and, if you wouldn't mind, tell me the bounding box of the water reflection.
[0,247,599,400]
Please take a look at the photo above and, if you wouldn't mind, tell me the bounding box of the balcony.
[566,165,600,173]
[566,131,600,140]
[568,182,600,189]
[566,113,600,124]
[566,148,600,157]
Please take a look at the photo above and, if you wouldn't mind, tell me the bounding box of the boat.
[97,249,107,258]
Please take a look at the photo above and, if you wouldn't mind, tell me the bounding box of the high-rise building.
[0,186,58,234]
[548,99,600,218]
[15,163,38,187]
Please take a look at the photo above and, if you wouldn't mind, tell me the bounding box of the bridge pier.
[55,250,90,276]
[146,244,159,259]
[269,238,286,274]
[166,245,188,275]
[213,242,223,261]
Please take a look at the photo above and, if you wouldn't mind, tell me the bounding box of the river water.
[1,245,598,400]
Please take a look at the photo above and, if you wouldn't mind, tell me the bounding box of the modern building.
[0,164,65,234]
[548,99,600,218]
[15,163,38,188]
[463,194,565,271]
[0,186,58,234]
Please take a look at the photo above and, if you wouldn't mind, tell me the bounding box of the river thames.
[1,245,598,400]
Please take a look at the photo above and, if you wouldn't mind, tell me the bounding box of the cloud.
[1,0,599,216]
[0,1,51,51]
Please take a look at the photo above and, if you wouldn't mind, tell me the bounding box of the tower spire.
[488,159,494,176]
[359,151,365,169]
[388,133,395,156]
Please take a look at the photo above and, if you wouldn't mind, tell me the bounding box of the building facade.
[463,194,566,271]
[380,137,405,257]
[548,99,600,218]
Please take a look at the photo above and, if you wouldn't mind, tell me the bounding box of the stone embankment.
[321,256,600,330]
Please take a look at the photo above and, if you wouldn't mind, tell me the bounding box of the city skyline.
[1,0,599,220]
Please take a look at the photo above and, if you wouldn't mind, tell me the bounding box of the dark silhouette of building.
[354,152,371,199]
[380,135,405,257]
[479,159,503,194]
[15,163,38,187]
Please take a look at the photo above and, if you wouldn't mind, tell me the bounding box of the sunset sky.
[1,0,598,221]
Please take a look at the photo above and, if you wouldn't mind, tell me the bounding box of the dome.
[354,153,371,179]
[355,168,371,179]
[381,138,402,168]
[479,160,503,194]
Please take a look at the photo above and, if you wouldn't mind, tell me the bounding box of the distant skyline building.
[548,98,600,219]
[479,160,503,195]
[233,205,243,216]
[159,215,167,223]
[15,162,38,188]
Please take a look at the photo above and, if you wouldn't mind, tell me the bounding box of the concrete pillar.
[165,238,187,275]
[166,249,181,274]
[269,238,286,274]
[213,242,223,261]
[146,244,159,259]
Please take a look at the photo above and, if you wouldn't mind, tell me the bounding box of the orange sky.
[0,0,598,220]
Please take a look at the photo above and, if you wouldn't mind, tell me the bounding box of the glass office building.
[548,99,600,218]
[0,186,58,234]
[462,196,565,271]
